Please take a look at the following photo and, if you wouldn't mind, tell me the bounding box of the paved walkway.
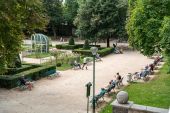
[0,51,153,113]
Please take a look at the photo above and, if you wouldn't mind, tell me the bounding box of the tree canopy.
[43,0,63,38]
[126,0,170,56]
[75,0,128,47]
[63,0,78,26]
[0,0,48,73]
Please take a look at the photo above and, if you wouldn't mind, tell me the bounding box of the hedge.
[5,64,40,75]
[72,47,113,57]
[0,65,56,89]
[56,44,101,50]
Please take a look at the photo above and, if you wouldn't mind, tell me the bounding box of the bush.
[56,43,101,50]
[98,48,113,57]
[0,65,56,89]
[5,64,40,75]
[83,40,90,49]
[68,37,75,45]
[62,45,75,50]
[56,44,62,49]
[56,63,62,67]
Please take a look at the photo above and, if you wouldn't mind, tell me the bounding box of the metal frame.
[31,34,49,53]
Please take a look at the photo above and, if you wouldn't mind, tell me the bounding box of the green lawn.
[26,53,52,58]
[100,64,170,113]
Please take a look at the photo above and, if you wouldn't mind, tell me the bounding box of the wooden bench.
[47,71,60,79]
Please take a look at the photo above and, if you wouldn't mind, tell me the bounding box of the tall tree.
[21,0,48,34]
[126,0,170,56]
[74,0,96,40]
[160,16,170,72]
[43,0,63,39]
[64,0,78,25]
[0,0,48,73]
[75,0,128,47]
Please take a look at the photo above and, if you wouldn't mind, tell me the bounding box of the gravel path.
[0,51,153,113]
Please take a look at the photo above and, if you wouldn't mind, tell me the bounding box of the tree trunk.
[107,37,110,47]
[52,25,57,39]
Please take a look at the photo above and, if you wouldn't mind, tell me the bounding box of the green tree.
[75,0,128,47]
[74,0,96,40]
[21,0,48,34]
[160,16,170,72]
[43,0,63,39]
[0,0,48,73]
[126,0,170,56]
[63,0,78,26]
[0,1,23,73]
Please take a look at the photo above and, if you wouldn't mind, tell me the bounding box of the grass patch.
[99,95,116,113]
[26,53,52,58]
[125,64,170,109]
[99,63,170,113]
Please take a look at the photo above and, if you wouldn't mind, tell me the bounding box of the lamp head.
[90,47,98,55]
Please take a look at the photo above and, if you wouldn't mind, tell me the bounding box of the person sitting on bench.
[73,60,81,69]
[98,88,106,97]
[140,69,148,78]
[116,73,122,86]
[19,76,33,90]
[95,53,102,61]
[149,63,154,72]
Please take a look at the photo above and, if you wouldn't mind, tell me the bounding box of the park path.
[0,51,153,113]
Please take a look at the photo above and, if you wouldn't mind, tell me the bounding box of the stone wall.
[112,100,169,113]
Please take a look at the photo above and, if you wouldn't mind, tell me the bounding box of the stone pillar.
[112,100,134,113]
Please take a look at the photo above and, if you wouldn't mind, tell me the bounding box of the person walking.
[82,57,88,70]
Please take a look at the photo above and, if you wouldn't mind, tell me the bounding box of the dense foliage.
[75,0,128,47]
[68,37,75,45]
[63,0,78,26]
[0,65,56,89]
[43,0,63,38]
[126,0,170,72]
[126,0,170,56]
[160,16,170,71]
[0,0,48,73]
[83,40,90,49]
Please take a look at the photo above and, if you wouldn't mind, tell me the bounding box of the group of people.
[73,53,102,70]
[72,57,88,70]
[128,56,163,81]
[91,73,123,106]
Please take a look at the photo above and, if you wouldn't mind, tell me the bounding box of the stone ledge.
[146,106,169,113]
[131,104,147,112]
[111,100,134,109]
[111,100,169,113]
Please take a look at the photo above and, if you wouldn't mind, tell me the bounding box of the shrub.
[5,64,40,75]
[0,65,56,89]
[56,63,62,67]
[69,37,75,45]
[73,47,113,57]
[56,44,62,49]
[62,45,75,50]
[83,40,90,49]
[56,43,101,50]
[98,48,113,57]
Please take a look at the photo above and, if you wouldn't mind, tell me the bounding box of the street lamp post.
[90,47,98,113]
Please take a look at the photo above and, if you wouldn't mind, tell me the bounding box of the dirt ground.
[0,51,153,113]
